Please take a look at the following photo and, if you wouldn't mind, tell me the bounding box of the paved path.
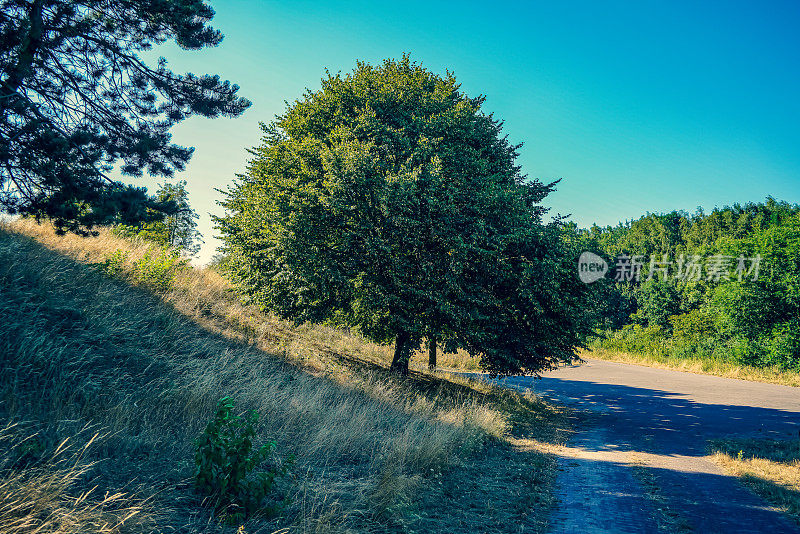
[496,359,800,533]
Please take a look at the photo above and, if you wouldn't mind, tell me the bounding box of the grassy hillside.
[0,219,569,533]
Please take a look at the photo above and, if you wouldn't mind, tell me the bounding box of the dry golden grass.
[709,438,800,525]
[408,348,484,373]
[0,218,569,533]
[0,424,156,534]
[588,348,800,387]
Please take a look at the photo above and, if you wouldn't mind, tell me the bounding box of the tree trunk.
[428,337,437,370]
[390,332,413,375]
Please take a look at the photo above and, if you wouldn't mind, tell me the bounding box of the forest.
[580,198,800,371]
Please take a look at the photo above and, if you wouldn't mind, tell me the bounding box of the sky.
[130,0,800,264]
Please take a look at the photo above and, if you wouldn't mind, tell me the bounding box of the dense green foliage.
[216,57,597,375]
[587,198,800,370]
[113,181,203,255]
[96,246,186,292]
[195,397,292,523]
[0,0,249,234]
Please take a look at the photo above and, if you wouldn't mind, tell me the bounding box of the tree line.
[580,198,800,370]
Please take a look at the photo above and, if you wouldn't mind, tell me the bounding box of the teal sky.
[132,1,800,263]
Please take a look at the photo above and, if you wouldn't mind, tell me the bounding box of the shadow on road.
[484,371,800,533]
[506,375,799,449]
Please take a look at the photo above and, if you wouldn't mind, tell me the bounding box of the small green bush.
[95,248,185,292]
[194,397,292,523]
[132,248,185,292]
[96,250,130,277]
[670,309,715,343]
[597,324,669,356]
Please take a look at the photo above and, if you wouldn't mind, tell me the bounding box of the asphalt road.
[496,359,800,534]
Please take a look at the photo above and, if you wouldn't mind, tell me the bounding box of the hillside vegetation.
[0,218,569,533]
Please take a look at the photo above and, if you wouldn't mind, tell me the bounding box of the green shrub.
[96,250,130,277]
[669,309,717,359]
[194,397,292,523]
[132,248,185,292]
[598,324,669,356]
[631,280,681,330]
[707,282,781,341]
[670,309,715,342]
[765,321,800,371]
[95,248,185,292]
[722,337,767,368]
[111,223,169,248]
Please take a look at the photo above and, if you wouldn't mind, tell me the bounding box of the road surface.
[497,359,800,533]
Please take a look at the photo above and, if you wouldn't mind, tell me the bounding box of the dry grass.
[0,218,569,533]
[0,424,156,534]
[409,348,484,373]
[588,348,800,388]
[709,438,800,525]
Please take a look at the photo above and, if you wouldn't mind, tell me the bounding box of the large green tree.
[216,57,596,375]
[0,0,249,234]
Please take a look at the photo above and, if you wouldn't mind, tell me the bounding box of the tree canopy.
[0,0,250,234]
[216,57,597,375]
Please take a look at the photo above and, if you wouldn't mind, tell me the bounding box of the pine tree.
[0,0,250,234]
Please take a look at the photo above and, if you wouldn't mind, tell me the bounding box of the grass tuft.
[0,424,156,534]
